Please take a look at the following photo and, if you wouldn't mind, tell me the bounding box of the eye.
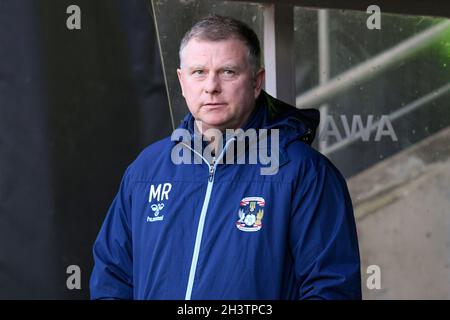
[192,70,204,75]
[223,69,235,75]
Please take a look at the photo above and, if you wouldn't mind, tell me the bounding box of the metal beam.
[296,20,450,108]
[263,3,295,105]
[223,0,450,18]
[318,9,330,152]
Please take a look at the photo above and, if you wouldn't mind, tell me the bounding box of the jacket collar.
[176,90,319,143]
[173,90,320,166]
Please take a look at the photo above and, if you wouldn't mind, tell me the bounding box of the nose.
[204,72,221,94]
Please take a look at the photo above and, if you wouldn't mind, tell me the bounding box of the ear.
[177,68,185,97]
[253,68,265,99]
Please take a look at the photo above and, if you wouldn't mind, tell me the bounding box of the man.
[90,14,362,300]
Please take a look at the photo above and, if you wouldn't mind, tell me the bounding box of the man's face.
[177,38,265,133]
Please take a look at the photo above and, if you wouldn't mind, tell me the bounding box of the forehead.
[181,38,249,66]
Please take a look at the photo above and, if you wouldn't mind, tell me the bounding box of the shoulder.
[284,140,345,185]
[125,136,174,181]
[135,136,173,163]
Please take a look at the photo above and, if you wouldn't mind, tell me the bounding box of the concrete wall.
[348,126,450,299]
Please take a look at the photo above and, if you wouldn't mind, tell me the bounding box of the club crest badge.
[236,197,265,232]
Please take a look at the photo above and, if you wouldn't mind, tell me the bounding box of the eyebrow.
[221,64,240,70]
[187,65,206,71]
[186,64,241,71]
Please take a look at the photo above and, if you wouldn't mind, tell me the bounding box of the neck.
[193,102,257,154]
[194,120,223,156]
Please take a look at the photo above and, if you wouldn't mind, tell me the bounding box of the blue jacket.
[90,91,362,300]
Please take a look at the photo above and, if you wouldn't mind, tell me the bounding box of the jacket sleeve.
[89,166,134,300]
[290,155,362,300]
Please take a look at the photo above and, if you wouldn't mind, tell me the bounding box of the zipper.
[208,158,215,182]
[301,128,313,143]
[182,138,235,300]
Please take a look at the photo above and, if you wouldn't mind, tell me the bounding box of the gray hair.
[179,14,262,75]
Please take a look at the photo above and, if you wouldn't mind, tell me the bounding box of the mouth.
[203,103,227,109]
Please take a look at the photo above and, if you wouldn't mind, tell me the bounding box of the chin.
[203,120,228,130]
[200,115,230,129]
